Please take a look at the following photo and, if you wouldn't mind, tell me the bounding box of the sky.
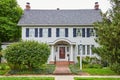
[17,0,111,13]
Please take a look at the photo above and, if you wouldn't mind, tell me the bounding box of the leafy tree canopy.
[0,0,23,42]
[93,0,120,74]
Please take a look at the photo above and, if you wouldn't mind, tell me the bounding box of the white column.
[70,45,73,61]
[51,45,54,61]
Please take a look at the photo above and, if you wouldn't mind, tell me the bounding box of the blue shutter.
[87,28,90,37]
[26,28,29,37]
[82,28,85,37]
[73,28,76,37]
[56,28,59,37]
[65,28,68,37]
[48,28,51,37]
[39,28,43,37]
[35,28,38,37]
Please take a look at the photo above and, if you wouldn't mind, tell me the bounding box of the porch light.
[79,41,82,70]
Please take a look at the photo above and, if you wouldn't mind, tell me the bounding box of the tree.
[4,41,50,70]
[0,0,23,42]
[93,0,120,74]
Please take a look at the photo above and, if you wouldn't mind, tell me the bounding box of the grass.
[83,67,117,75]
[74,77,120,80]
[70,64,118,75]
[0,77,54,80]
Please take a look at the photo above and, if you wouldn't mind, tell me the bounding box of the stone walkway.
[53,61,71,74]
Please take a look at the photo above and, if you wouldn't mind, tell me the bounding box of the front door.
[59,47,65,59]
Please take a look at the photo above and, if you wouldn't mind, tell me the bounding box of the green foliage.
[110,62,120,74]
[77,56,102,68]
[0,0,23,42]
[0,63,10,70]
[74,77,120,80]
[0,77,54,80]
[4,40,50,70]
[8,64,55,75]
[93,0,120,74]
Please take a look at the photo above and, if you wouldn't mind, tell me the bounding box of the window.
[60,28,65,37]
[55,47,58,52]
[26,28,29,37]
[76,28,82,37]
[35,28,38,37]
[43,29,48,37]
[29,28,35,37]
[39,28,43,37]
[87,45,90,55]
[90,28,96,37]
[73,28,85,37]
[82,45,85,55]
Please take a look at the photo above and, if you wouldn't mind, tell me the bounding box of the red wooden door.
[59,47,65,59]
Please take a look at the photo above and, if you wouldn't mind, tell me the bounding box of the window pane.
[82,45,85,55]
[29,28,34,37]
[43,29,48,37]
[60,28,65,37]
[87,45,90,55]
[76,28,82,37]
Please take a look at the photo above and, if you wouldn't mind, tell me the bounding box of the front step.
[53,61,72,75]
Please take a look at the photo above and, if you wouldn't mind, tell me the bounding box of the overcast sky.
[17,0,111,13]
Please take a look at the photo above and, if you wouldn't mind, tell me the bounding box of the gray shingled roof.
[18,9,102,26]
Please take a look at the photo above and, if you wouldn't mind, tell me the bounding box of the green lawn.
[83,68,117,75]
[0,77,54,80]
[70,64,118,75]
[74,77,120,80]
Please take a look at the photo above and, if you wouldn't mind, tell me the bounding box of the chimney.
[57,8,60,10]
[26,2,31,10]
[94,2,99,10]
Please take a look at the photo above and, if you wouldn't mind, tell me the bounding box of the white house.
[18,3,102,64]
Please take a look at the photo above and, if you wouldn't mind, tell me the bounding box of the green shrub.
[110,62,120,74]
[0,63,10,70]
[4,40,50,70]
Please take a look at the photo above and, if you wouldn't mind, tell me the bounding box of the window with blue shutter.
[39,28,43,37]
[26,28,29,37]
[82,28,85,37]
[87,28,90,37]
[65,28,68,37]
[56,28,59,37]
[35,28,38,37]
[73,28,76,37]
[48,28,51,37]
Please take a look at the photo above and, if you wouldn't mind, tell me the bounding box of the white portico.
[49,39,76,64]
